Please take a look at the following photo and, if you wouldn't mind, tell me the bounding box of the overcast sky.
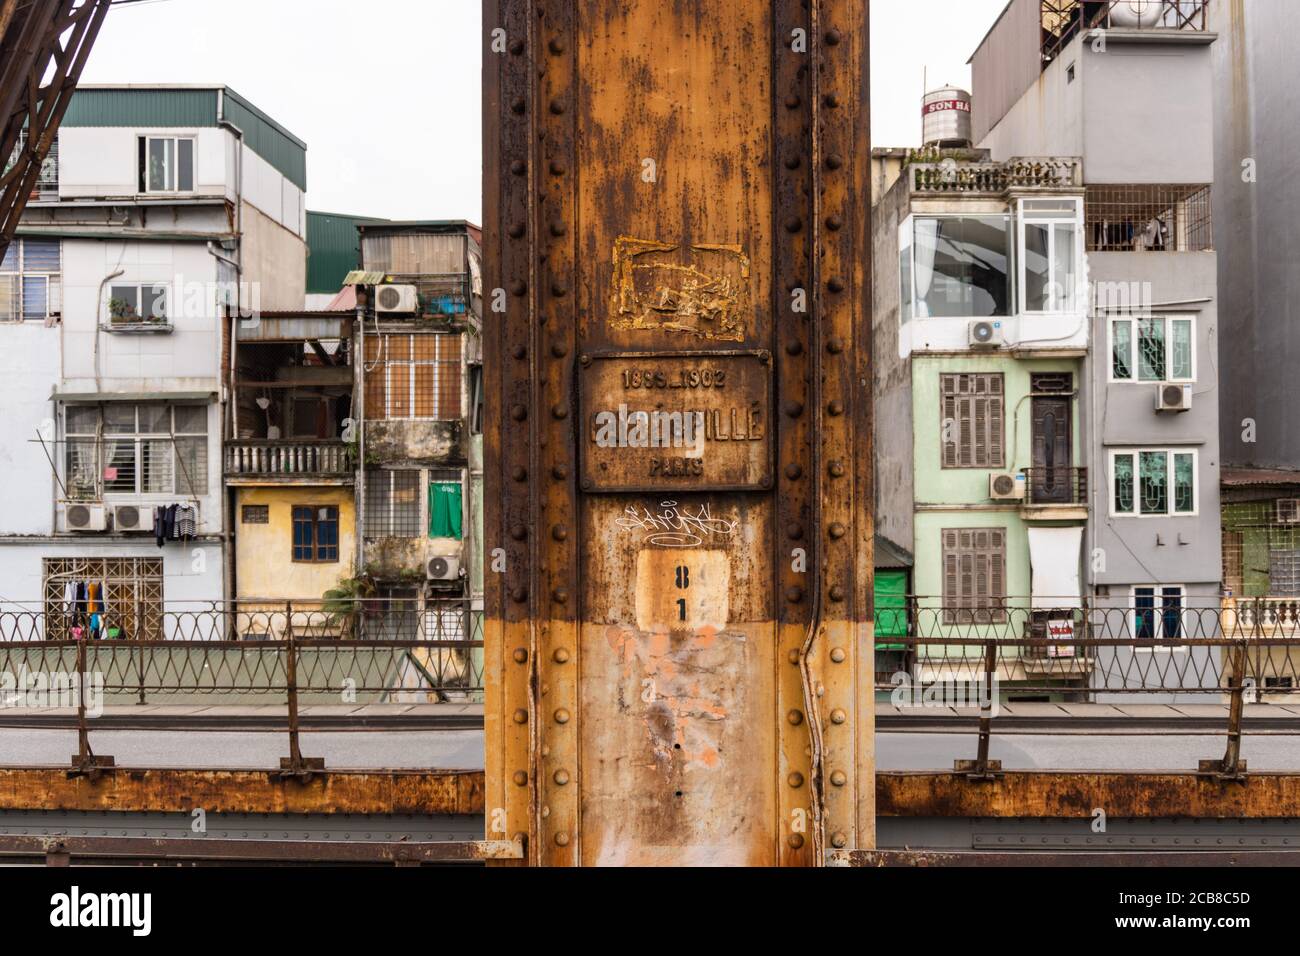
[80,0,1010,224]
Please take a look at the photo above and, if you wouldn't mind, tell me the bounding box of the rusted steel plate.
[578,350,774,492]
[0,768,484,816]
[878,771,1300,819]
[483,0,873,866]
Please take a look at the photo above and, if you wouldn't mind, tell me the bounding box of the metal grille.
[941,373,1004,469]
[364,469,422,537]
[1086,184,1213,252]
[41,558,163,641]
[1223,499,1300,598]
[364,333,462,420]
[942,529,1007,624]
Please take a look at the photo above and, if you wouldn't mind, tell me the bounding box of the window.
[4,132,59,200]
[64,403,208,498]
[942,528,1007,624]
[1133,586,1184,643]
[109,283,168,324]
[364,333,462,420]
[139,135,195,193]
[940,373,1005,469]
[0,238,61,322]
[1019,198,1081,313]
[1110,449,1197,517]
[241,504,269,524]
[903,215,1011,318]
[1111,316,1194,382]
[365,469,422,537]
[292,505,339,562]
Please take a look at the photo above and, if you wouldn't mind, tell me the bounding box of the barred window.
[365,469,422,537]
[64,403,208,498]
[1111,449,1197,517]
[364,333,462,420]
[940,373,1004,469]
[1085,184,1213,252]
[1111,316,1194,383]
[942,528,1007,625]
[42,557,163,640]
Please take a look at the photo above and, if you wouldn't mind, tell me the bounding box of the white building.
[0,85,307,634]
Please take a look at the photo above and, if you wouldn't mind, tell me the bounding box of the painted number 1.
[675,565,689,621]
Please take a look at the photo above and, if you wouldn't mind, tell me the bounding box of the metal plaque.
[578,350,773,492]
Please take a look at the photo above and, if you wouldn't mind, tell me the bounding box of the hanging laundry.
[175,504,197,541]
[153,504,178,547]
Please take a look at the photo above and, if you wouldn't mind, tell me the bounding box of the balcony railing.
[1020,466,1088,507]
[910,157,1082,195]
[224,440,351,478]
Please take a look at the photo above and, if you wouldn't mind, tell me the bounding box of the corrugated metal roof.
[306,211,386,294]
[342,270,388,285]
[1222,468,1300,487]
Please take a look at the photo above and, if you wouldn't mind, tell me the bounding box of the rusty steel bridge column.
[483,0,873,866]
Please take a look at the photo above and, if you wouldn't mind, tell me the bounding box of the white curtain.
[913,219,938,318]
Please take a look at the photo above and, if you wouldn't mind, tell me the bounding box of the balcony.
[224,440,352,484]
[1019,466,1088,521]
[1042,1,1210,68]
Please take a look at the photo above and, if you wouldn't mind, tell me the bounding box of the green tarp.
[428,482,463,539]
[874,570,908,649]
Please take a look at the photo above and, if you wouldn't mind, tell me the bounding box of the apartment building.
[970,0,1220,693]
[0,85,307,635]
[874,149,1091,693]
[353,221,483,647]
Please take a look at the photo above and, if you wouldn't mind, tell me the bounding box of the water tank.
[1108,0,1163,29]
[921,87,972,148]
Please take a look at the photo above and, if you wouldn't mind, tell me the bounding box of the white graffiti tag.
[615,501,739,548]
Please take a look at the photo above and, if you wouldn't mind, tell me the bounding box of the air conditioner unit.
[374,284,419,314]
[61,501,108,533]
[968,320,1003,348]
[112,504,148,533]
[1156,383,1192,412]
[1277,499,1300,525]
[426,555,462,582]
[989,472,1026,501]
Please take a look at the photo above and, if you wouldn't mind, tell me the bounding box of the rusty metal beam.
[0,0,112,260]
[0,834,522,866]
[831,848,1300,867]
[878,771,1300,819]
[0,767,484,816]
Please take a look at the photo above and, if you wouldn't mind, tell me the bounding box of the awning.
[51,391,216,403]
[1027,526,1083,612]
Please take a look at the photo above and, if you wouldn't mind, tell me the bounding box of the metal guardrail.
[1020,466,1088,507]
[0,599,482,776]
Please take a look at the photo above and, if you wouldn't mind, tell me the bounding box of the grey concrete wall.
[871,178,914,557]
[1087,251,1221,588]
[1210,0,1300,469]
[980,33,1216,186]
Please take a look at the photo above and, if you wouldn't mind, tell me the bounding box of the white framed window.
[108,282,169,324]
[1018,197,1082,314]
[0,238,61,322]
[139,135,195,193]
[64,403,209,498]
[898,213,1013,319]
[1109,448,1198,517]
[1110,315,1194,383]
[1132,585,1186,649]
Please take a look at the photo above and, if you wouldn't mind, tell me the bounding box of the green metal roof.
[306,211,387,294]
[58,86,307,191]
